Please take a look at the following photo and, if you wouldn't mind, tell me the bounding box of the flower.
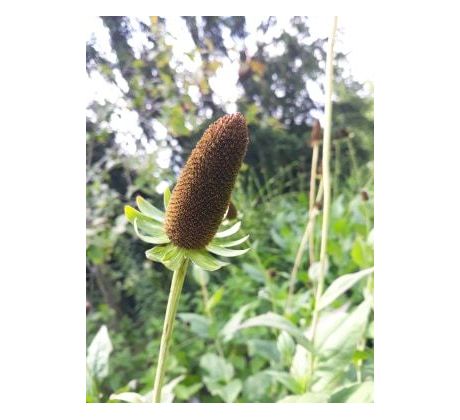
[124,113,250,272]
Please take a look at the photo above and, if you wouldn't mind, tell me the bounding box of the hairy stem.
[152,257,189,403]
[308,16,338,387]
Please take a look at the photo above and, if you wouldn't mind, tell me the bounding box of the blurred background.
[86,16,374,403]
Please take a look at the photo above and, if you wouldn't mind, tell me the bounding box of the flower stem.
[308,16,338,388]
[285,179,324,314]
[152,257,189,403]
[308,142,320,264]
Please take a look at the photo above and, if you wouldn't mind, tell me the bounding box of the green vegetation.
[86,16,374,403]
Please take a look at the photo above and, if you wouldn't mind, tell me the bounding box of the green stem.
[285,179,324,314]
[152,257,189,403]
[346,136,360,186]
[308,142,320,265]
[308,16,338,388]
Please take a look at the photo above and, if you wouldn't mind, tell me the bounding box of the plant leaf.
[277,331,296,366]
[187,249,229,271]
[145,244,184,271]
[161,375,185,403]
[192,264,209,286]
[163,186,171,210]
[265,370,304,394]
[235,312,314,353]
[290,344,310,391]
[206,243,250,257]
[163,248,186,271]
[133,218,169,244]
[219,303,257,342]
[278,392,330,403]
[313,300,372,392]
[124,205,158,225]
[317,267,374,311]
[213,234,250,248]
[200,353,234,382]
[145,244,170,263]
[215,221,241,238]
[219,379,242,403]
[206,287,224,313]
[177,313,210,338]
[109,392,145,403]
[328,381,373,403]
[86,325,113,381]
[135,195,164,222]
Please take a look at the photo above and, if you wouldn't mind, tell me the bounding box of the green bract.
[124,187,250,272]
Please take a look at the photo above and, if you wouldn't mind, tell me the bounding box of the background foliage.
[86,16,374,403]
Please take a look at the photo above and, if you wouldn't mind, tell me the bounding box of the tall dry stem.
[308,16,338,386]
[285,179,324,313]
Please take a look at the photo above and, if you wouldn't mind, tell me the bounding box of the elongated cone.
[309,119,321,147]
[165,113,249,249]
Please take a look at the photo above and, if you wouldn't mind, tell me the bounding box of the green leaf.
[109,392,145,403]
[174,382,203,401]
[202,377,242,402]
[220,303,256,342]
[163,186,171,210]
[218,379,242,403]
[145,245,185,271]
[86,325,113,381]
[206,287,224,313]
[215,221,241,238]
[278,392,330,403]
[164,252,186,271]
[86,244,107,265]
[247,339,281,363]
[206,243,250,257]
[133,218,169,244]
[86,365,98,401]
[313,300,372,392]
[192,264,209,286]
[351,237,373,268]
[277,331,296,366]
[317,267,374,310]
[135,195,164,222]
[243,372,272,402]
[200,353,234,382]
[318,300,371,362]
[235,312,314,353]
[265,370,304,394]
[145,244,169,262]
[213,234,250,248]
[290,345,310,391]
[124,205,158,225]
[177,313,210,338]
[329,381,373,403]
[187,249,229,271]
[161,375,185,403]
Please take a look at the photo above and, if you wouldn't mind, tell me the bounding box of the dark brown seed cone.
[165,113,249,249]
[226,201,238,220]
[360,190,369,202]
[309,119,322,147]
